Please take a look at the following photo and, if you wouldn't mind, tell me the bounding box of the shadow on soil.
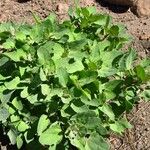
[96,0,130,13]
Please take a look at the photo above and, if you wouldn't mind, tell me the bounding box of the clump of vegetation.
[0,6,149,150]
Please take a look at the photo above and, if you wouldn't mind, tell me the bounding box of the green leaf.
[37,114,50,136]
[109,25,119,36]
[126,49,136,70]
[16,31,26,41]
[2,38,15,49]
[40,68,47,81]
[110,118,132,134]
[41,84,50,96]
[20,87,29,98]
[12,98,23,111]
[27,94,38,104]
[135,65,147,82]
[99,104,115,120]
[104,80,122,91]
[1,91,14,104]
[67,60,84,73]
[140,89,150,101]
[3,49,27,62]
[39,122,62,146]
[7,129,17,145]
[0,107,9,123]
[16,134,23,149]
[18,121,29,132]
[0,56,9,67]
[57,67,69,87]
[85,133,109,150]
[4,77,20,90]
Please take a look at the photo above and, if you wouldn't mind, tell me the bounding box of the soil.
[0,0,150,150]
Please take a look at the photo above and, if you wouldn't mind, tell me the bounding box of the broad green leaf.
[1,91,14,104]
[41,84,50,96]
[0,107,9,122]
[39,122,62,146]
[135,65,147,82]
[27,94,38,104]
[126,49,136,70]
[40,68,47,81]
[16,134,23,149]
[98,67,117,77]
[8,106,16,114]
[85,133,109,150]
[78,71,98,86]
[16,31,26,41]
[0,56,9,67]
[57,67,69,87]
[110,118,132,134]
[20,87,29,98]
[37,41,54,65]
[10,115,20,123]
[4,77,20,90]
[104,80,122,91]
[68,39,87,51]
[12,98,23,111]
[37,114,50,136]
[66,60,84,73]
[2,38,15,49]
[7,129,17,145]
[3,49,27,62]
[52,43,64,61]
[109,25,119,36]
[99,104,115,120]
[140,89,150,101]
[18,121,29,132]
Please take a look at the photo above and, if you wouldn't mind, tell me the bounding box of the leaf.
[57,67,69,87]
[7,129,17,145]
[1,91,14,104]
[135,65,147,82]
[37,114,50,136]
[66,60,84,73]
[27,94,38,104]
[0,107,9,123]
[98,67,118,77]
[16,31,26,41]
[85,133,109,150]
[12,98,23,111]
[4,77,20,90]
[99,104,115,121]
[104,80,122,91]
[109,25,119,36]
[18,121,29,132]
[110,118,132,134]
[68,39,87,51]
[41,84,50,96]
[2,38,15,49]
[40,68,47,81]
[3,49,27,62]
[16,134,23,149]
[52,43,64,61]
[0,56,9,67]
[126,49,136,70]
[39,122,62,146]
[20,87,29,98]
[140,89,150,101]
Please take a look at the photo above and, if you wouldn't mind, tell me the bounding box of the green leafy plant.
[0,6,149,150]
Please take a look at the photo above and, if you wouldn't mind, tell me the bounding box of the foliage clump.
[0,6,149,150]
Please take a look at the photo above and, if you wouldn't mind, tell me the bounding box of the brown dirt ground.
[0,0,150,150]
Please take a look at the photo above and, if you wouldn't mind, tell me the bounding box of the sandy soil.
[0,0,150,149]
